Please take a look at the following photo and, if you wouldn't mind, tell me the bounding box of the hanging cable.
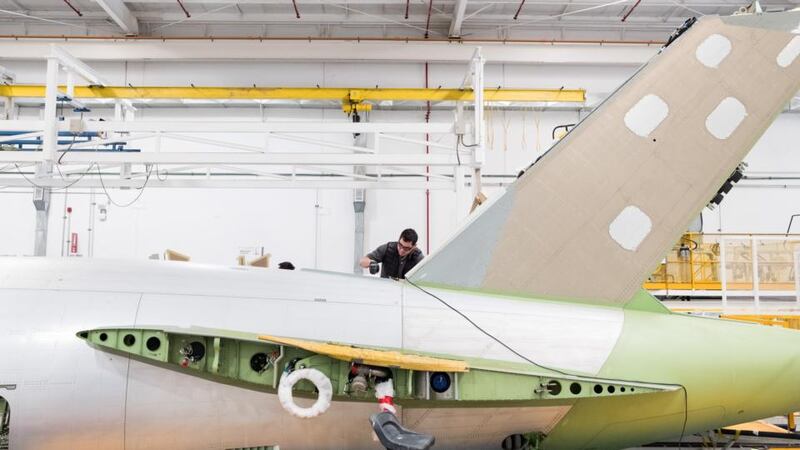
[406,278,572,377]
[0,8,85,28]
[97,163,153,208]
[406,276,690,442]
[503,0,631,31]
[14,162,95,191]
[152,4,235,31]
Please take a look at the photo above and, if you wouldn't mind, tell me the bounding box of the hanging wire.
[0,8,85,28]
[14,163,96,191]
[324,3,444,36]
[503,0,632,31]
[97,163,154,208]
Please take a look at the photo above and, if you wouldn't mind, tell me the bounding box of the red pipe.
[176,0,191,18]
[424,0,433,39]
[513,0,526,20]
[424,62,431,255]
[621,0,641,22]
[291,0,301,19]
[62,0,82,17]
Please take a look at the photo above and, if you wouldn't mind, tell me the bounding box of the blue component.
[430,372,451,393]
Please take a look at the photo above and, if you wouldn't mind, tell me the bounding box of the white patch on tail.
[705,97,747,140]
[624,94,669,138]
[778,36,800,68]
[696,34,732,68]
[609,206,652,251]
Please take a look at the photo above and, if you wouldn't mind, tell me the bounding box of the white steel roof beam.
[49,46,136,111]
[0,177,457,190]
[0,41,660,64]
[0,152,472,166]
[93,0,139,35]
[49,45,110,86]
[449,0,467,38]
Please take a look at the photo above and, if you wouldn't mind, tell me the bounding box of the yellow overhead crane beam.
[0,85,586,105]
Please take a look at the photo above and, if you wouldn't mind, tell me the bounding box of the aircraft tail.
[408,11,800,306]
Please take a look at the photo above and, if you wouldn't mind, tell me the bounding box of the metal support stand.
[470,48,485,201]
[32,183,51,257]
[752,236,760,308]
[720,237,728,308]
[353,113,368,274]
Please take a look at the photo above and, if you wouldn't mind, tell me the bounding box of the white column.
[794,249,800,305]
[752,236,760,308]
[43,56,59,162]
[470,48,485,200]
[720,237,727,308]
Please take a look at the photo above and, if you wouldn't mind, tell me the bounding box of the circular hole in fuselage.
[501,434,529,450]
[570,382,582,395]
[608,385,616,394]
[430,372,451,393]
[546,380,562,396]
[123,334,136,347]
[99,332,108,342]
[187,341,206,361]
[593,384,603,394]
[621,386,626,393]
[146,337,161,352]
[250,353,269,372]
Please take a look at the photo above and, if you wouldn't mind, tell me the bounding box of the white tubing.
[375,379,396,414]
[278,368,333,418]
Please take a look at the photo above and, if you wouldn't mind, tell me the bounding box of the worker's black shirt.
[367,241,424,279]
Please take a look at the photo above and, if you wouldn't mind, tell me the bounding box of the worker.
[360,228,424,279]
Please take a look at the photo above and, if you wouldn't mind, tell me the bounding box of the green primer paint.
[78,327,674,411]
[543,308,800,449]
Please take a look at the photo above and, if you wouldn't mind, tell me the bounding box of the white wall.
[0,58,798,271]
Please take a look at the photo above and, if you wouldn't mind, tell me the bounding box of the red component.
[513,0,526,20]
[66,207,72,214]
[621,0,642,22]
[70,233,78,254]
[62,0,82,16]
[424,0,433,38]
[180,358,190,368]
[176,0,191,18]
[378,395,395,413]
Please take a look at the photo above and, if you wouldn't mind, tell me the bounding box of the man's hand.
[369,260,380,275]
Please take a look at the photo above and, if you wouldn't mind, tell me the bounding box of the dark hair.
[399,228,418,245]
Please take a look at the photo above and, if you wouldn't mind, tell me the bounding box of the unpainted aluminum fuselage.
[2,257,800,450]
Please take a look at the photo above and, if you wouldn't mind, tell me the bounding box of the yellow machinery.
[645,233,800,294]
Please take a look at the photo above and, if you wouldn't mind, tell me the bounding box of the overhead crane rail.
[0,85,586,104]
